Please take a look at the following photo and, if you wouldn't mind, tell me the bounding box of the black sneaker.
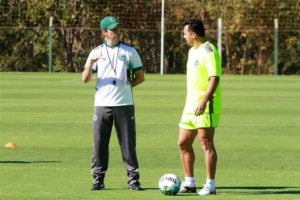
[128,183,143,191]
[180,186,197,193]
[91,181,105,190]
[179,181,196,193]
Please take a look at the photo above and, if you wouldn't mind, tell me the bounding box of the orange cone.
[4,142,17,148]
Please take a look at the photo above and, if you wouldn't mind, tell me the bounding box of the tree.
[0,0,299,74]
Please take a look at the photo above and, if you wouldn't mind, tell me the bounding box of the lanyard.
[105,43,120,85]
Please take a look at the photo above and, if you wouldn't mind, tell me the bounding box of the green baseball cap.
[100,16,119,30]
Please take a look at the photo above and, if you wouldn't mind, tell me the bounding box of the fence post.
[274,18,278,75]
[217,18,222,65]
[48,16,53,73]
[160,0,165,75]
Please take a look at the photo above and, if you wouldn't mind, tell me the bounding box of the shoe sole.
[198,191,217,196]
[129,187,144,191]
[91,185,105,191]
[180,187,197,193]
[91,188,105,191]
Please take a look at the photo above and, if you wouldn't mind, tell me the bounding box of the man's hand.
[82,58,98,83]
[194,76,219,116]
[194,99,207,116]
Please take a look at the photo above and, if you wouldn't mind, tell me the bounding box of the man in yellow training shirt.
[178,19,221,196]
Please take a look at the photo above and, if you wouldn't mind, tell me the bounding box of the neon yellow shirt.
[184,41,221,114]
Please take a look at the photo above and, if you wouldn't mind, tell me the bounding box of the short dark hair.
[184,19,205,38]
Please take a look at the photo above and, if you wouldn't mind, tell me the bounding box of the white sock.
[206,178,215,189]
[185,176,195,186]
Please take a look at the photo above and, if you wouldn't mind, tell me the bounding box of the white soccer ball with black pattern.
[158,173,181,195]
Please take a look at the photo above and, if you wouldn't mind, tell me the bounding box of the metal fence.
[0,27,300,74]
[1,25,299,74]
[0,0,299,74]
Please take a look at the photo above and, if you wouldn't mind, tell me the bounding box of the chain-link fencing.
[0,0,299,74]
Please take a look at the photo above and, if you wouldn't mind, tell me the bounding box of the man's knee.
[178,129,196,150]
[200,137,214,151]
[178,139,192,151]
[177,139,185,149]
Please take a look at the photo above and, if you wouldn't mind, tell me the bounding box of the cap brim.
[107,22,119,30]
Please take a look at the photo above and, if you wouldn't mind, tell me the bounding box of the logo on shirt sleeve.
[204,44,213,53]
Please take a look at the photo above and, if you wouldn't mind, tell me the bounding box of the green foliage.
[0,28,48,71]
[279,35,300,74]
[0,0,299,74]
[164,0,300,74]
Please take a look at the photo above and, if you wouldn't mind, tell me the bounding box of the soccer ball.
[158,173,181,195]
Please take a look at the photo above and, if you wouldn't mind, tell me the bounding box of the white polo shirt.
[84,42,143,106]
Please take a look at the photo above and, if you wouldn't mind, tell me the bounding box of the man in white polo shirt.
[82,16,145,191]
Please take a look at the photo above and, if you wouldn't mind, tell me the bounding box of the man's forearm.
[131,70,145,87]
[82,66,92,83]
[203,76,219,101]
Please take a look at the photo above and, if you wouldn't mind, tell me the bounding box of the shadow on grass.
[98,187,158,191]
[0,160,62,164]
[218,186,300,195]
[89,186,300,196]
[95,187,199,196]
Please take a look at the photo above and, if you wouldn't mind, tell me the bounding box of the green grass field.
[0,73,300,200]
